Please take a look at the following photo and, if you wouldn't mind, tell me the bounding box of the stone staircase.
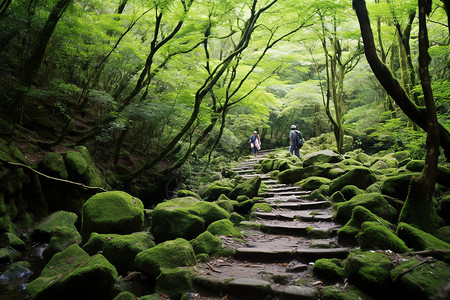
[193,151,352,299]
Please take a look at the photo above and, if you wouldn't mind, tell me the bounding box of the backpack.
[292,130,304,149]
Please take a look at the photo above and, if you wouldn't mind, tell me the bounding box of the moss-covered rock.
[296,176,331,190]
[176,189,201,199]
[354,153,373,166]
[38,152,68,179]
[64,151,88,180]
[207,219,242,237]
[189,201,230,226]
[329,167,377,195]
[277,165,331,184]
[33,211,78,242]
[43,226,82,259]
[391,258,450,300]
[370,160,389,170]
[113,291,136,300]
[250,203,272,213]
[345,251,392,292]
[230,176,261,199]
[436,226,450,244]
[134,238,196,279]
[303,150,343,166]
[83,232,155,273]
[0,232,26,250]
[379,173,421,200]
[236,195,250,202]
[333,193,397,224]
[396,222,450,251]
[321,285,374,300]
[155,267,194,299]
[215,199,236,213]
[356,221,409,253]
[337,206,393,244]
[26,244,118,300]
[312,258,345,282]
[0,246,21,264]
[202,179,235,201]
[190,231,223,256]
[229,212,245,225]
[81,191,144,241]
[329,191,346,203]
[341,185,364,200]
[233,198,257,215]
[438,194,450,224]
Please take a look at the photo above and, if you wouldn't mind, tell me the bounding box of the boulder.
[341,185,364,200]
[134,238,196,279]
[436,226,450,244]
[190,231,223,256]
[337,159,363,168]
[0,232,26,250]
[33,211,78,242]
[83,232,155,273]
[356,221,409,253]
[371,160,389,170]
[0,261,32,285]
[26,244,118,300]
[38,152,68,179]
[155,268,194,299]
[43,226,82,259]
[322,285,374,300]
[354,153,374,166]
[230,176,261,199]
[329,191,346,203]
[81,191,144,241]
[312,258,345,282]
[207,219,242,237]
[176,189,201,199]
[396,222,450,251]
[278,164,339,184]
[380,173,420,200]
[250,203,272,213]
[333,193,397,224]
[337,206,393,244]
[391,258,450,300]
[296,176,331,190]
[329,167,377,195]
[202,179,235,201]
[303,150,343,166]
[64,151,88,180]
[345,251,392,292]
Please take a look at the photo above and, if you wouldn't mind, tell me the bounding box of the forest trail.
[193,151,352,299]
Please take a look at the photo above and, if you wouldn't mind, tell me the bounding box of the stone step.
[267,186,300,193]
[240,221,339,237]
[252,211,333,222]
[269,201,331,210]
[235,247,350,262]
[262,190,310,197]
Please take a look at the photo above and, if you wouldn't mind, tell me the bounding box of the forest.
[0,0,449,299]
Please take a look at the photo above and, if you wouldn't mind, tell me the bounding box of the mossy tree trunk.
[352,0,450,161]
[399,0,441,232]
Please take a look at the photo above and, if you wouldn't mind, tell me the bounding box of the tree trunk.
[352,0,450,161]
[399,0,441,232]
[0,0,12,19]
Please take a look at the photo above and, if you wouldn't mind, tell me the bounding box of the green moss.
[43,226,82,259]
[26,244,118,300]
[233,198,256,215]
[190,231,223,256]
[318,184,330,196]
[33,211,78,242]
[391,258,450,300]
[341,185,364,200]
[338,206,393,244]
[396,222,450,251]
[2,232,26,250]
[113,291,136,300]
[155,267,194,299]
[356,221,409,253]
[329,167,377,194]
[188,201,230,226]
[307,189,327,202]
[354,153,374,166]
[436,226,450,243]
[207,219,242,237]
[176,189,201,199]
[38,152,68,179]
[345,251,392,292]
[230,176,261,199]
[134,238,196,279]
[306,226,331,239]
[236,195,249,202]
[329,191,346,203]
[196,253,210,262]
[81,191,144,241]
[83,232,155,274]
[250,203,272,213]
[202,179,235,201]
[321,285,374,300]
[333,193,397,224]
[64,151,88,180]
[0,246,21,264]
[296,176,331,190]
[215,199,235,213]
[312,258,345,282]
[229,212,245,225]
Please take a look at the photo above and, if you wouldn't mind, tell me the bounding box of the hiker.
[289,124,303,158]
[249,131,261,156]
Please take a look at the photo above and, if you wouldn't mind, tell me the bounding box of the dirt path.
[193,151,354,299]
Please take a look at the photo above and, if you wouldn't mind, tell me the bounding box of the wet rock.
[81,191,145,241]
[0,246,21,264]
[83,232,155,274]
[134,238,196,279]
[356,221,410,253]
[341,185,364,200]
[0,261,32,284]
[26,244,118,299]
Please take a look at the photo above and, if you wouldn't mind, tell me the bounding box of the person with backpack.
[249,131,261,156]
[289,124,303,158]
